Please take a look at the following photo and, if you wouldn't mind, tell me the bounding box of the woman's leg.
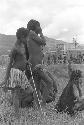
[33,66,56,103]
[12,89,20,119]
[35,68,54,95]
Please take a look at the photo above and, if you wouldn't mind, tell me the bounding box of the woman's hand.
[39,27,42,34]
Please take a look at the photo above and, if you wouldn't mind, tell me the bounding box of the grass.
[0,64,84,124]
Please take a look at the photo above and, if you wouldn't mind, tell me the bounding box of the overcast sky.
[0,0,84,44]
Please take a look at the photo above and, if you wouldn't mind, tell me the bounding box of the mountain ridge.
[0,33,67,56]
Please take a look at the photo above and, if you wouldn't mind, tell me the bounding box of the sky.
[0,0,84,44]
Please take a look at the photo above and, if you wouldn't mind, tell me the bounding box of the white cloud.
[0,0,84,44]
[43,6,84,43]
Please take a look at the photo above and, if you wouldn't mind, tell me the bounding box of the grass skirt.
[9,68,33,91]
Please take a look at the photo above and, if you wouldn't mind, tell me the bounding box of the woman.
[55,70,83,116]
[1,27,34,117]
[27,19,57,104]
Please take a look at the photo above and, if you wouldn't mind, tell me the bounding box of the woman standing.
[27,19,57,104]
[1,27,33,118]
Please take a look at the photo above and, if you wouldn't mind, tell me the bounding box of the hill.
[45,36,67,51]
[0,33,66,56]
[0,34,16,55]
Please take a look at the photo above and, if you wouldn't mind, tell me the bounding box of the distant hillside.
[0,33,66,56]
[45,36,67,51]
[0,34,16,55]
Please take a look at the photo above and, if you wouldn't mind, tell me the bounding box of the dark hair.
[70,70,82,81]
[27,19,40,31]
[16,27,29,39]
[16,27,29,60]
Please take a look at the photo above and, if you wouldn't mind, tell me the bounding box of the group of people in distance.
[1,19,84,117]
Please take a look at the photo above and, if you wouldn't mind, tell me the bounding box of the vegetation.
[0,63,84,125]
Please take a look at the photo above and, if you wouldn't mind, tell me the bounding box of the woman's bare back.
[11,42,27,71]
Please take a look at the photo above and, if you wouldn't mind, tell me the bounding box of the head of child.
[16,27,29,44]
[27,19,42,34]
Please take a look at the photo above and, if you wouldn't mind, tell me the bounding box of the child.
[27,19,46,68]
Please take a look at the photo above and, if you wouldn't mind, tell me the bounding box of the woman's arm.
[29,30,46,46]
[73,84,82,102]
[77,83,82,97]
[40,32,46,45]
[2,49,16,86]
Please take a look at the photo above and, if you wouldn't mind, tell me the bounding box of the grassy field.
[0,64,84,125]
